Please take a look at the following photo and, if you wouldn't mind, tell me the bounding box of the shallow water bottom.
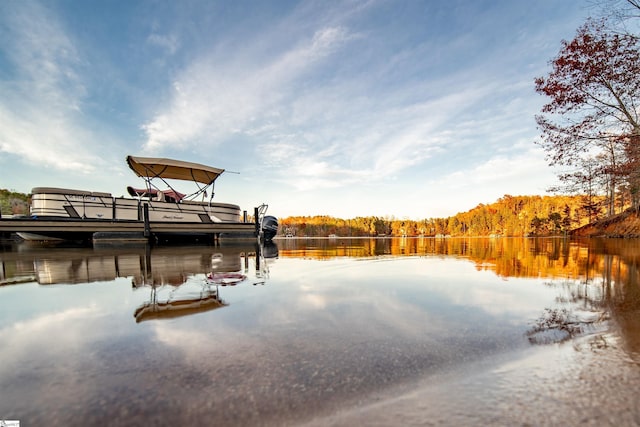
[12,329,640,427]
[304,330,640,427]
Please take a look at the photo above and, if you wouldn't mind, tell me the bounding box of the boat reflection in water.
[0,241,278,322]
[133,278,228,323]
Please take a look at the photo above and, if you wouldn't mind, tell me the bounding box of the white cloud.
[0,2,104,174]
[141,25,356,151]
[253,75,507,193]
[416,145,556,217]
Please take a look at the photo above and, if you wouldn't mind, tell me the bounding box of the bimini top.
[133,295,227,323]
[126,155,225,185]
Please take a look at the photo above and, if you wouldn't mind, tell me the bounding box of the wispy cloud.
[141,24,356,151]
[0,2,103,173]
[255,72,508,190]
[426,144,556,215]
[140,0,544,200]
[147,32,180,55]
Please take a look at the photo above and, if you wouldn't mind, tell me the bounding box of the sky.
[0,0,592,219]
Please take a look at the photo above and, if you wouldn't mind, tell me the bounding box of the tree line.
[278,194,600,237]
[0,189,29,217]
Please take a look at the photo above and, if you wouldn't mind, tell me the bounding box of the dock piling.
[143,203,150,238]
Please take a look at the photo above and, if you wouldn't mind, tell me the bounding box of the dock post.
[254,207,259,238]
[143,203,150,238]
[255,241,261,273]
[144,242,151,279]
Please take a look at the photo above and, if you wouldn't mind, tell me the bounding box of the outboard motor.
[261,215,278,241]
[262,240,279,259]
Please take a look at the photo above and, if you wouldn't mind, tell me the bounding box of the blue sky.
[0,0,590,219]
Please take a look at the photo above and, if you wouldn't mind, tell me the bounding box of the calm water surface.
[1,237,640,426]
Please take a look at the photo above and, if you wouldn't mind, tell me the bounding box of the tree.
[597,0,640,32]
[0,189,29,216]
[535,19,640,209]
[549,156,606,219]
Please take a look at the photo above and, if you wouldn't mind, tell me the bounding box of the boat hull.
[29,187,242,223]
[3,187,259,244]
[2,217,258,244]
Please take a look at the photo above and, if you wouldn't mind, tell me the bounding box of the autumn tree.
[535,19,640,210]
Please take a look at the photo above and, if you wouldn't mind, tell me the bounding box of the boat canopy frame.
[126,155,225,202]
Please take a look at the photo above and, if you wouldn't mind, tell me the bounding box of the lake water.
[1,237,640,426]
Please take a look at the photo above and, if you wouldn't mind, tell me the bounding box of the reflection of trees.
[526,308,594,344]
[278,237,638,288]
[278,237,640,352]
[528,279,609,345]
[278,237,640,303]
[526,239,640,350]
[589,240,640,355]
[278,238,585,279]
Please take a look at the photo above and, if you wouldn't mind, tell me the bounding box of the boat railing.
[256,204,269,237]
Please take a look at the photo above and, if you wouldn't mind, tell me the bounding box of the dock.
[0,217,258,245]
